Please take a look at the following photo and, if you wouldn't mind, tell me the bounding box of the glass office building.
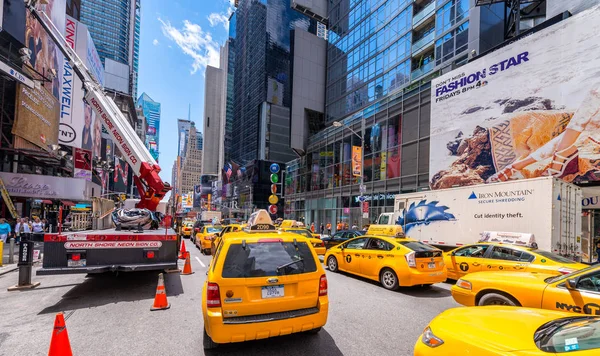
[284,0,505,227]
[229,0,317,165]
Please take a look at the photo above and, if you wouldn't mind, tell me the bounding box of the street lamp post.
[333,120,365,226]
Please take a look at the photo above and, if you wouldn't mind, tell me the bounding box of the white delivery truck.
[377,177,582,259]
[201,211,222,223]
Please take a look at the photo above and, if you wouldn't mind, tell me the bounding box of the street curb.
[0,264,18,276]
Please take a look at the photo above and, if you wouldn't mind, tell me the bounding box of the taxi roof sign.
[366,224,405,238]
[479,231,538,249]
[279,219,304,228]
[245,210,277,231]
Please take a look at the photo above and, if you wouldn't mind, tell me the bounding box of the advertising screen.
[429,6,600,189]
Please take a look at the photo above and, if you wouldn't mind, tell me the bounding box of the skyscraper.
[137,93,161,161]
[202,65,224,176]
[177,119,192,159]
[229,0,317,165]
[80,0,140,96]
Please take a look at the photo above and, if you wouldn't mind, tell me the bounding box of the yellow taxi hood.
[429,307,566,352]
[463,270,555,284]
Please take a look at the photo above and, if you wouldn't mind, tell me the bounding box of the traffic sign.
[359,184,367,193]
[269,205,278,214]
[269,194,279,204]
[362,201,369,213]
[270,173,279,183]
[270,163,280,174]
[271,184,277,194]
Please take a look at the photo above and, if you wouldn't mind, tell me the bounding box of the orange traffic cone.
[178,238,187,259]
[150,273,170,311]
[181,251,194,275]
[48,312,73,356]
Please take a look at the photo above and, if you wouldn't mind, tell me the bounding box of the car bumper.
[450,286,476,306]
[36,262,177,275]
[313,247,326,256]
[205,301,329,344]
[401,270,447,287]
[182,231,191,236]
[201,240,212,250]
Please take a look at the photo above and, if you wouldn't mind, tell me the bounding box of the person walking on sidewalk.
[31,217,44,241]
[326,222,331,236]
[0,218,11,243]
[15,218,31,244]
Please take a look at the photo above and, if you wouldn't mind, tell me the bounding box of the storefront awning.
[41,200,53,204]
[61,201,75,207]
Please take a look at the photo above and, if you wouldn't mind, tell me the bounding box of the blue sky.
[137,0,234,184]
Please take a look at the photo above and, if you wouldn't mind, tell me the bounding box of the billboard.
[182,193,193,209]
[13,83,60,149]
[429,6,600,189]
[74,147,92,181]
[59,15,103,156]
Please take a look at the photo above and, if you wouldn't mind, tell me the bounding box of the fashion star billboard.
[429,5,600,189]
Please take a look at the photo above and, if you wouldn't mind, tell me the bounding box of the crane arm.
[25,0,171,211]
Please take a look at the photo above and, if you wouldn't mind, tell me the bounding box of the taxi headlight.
[456,279,472,290]
[421,327,444,348]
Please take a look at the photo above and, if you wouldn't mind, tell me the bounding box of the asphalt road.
[0,239,459,356]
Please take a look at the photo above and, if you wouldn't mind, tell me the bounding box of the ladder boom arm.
[25,1,171,211]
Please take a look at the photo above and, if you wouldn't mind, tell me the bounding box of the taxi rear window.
[222,241,317,278]
[398,241,442,258]
[534,250,578,264]
[288,229,312,239]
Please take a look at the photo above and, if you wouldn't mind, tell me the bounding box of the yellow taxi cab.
[415,306,600,355]
[445,239,587,280]
[451,264,600,316]
[202,210,328,349]
[181,221,194,239]
[195,225,223,255]
[211,224,246,255]
[279,227,325,256]
[324,225,446,290]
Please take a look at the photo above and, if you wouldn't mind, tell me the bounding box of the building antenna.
[188,104,191,121]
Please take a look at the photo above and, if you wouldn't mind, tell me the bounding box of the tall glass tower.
[137,93,161,162]
[80,0,140,96]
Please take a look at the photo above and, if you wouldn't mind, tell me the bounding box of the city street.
[0,239,458,356]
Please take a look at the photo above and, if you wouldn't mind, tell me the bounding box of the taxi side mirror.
[566,278,578,290]
[451,251,456,256]
[339,245,345,250]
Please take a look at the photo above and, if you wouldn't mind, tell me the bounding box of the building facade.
[137,93,161,162]
[229,0,317,165]
[80,0,140,96]
[284,0,510,228]
[180,123,203,194]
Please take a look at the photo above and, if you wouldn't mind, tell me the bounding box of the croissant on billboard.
[429,6,600,189]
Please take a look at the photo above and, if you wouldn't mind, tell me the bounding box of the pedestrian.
[336,221,342,231]
[42,218,49,232]
[352,221,358,230]
[344,222,349,230]
[0,218,11,243]
[326,222,331,236]
[320,223,324,235]
[16,218,31,243]
[32,216,44,241]
[310,222,315,233]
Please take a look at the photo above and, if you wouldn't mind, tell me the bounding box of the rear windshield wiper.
[277,258,304,271]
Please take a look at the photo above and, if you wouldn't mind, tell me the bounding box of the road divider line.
[195,256,206,268]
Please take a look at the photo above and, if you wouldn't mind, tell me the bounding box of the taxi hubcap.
[328,257,337,270]
[382,271,395,287]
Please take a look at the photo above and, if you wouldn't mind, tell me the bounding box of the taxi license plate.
[68,259,86,267]
[261,285,284,299]
[428,262,436,269]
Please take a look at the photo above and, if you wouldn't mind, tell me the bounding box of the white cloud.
[207,12,229,30]
[158,18,220,74]
[152,39,159,46]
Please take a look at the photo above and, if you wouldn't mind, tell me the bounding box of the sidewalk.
[1,240,19,275]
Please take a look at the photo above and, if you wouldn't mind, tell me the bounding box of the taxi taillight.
[405,251,416,268]
[319,275,328,296]
[206,282,221,307]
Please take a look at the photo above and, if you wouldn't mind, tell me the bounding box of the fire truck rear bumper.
[36,262,178,275]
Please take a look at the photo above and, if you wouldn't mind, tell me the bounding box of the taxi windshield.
[222,241,317,278]
[545,265,597,284]
[535,316,600,352]
[534,250,579,264]
[397,241,438,252]
[206,227,222,234]
[288,229,312,239]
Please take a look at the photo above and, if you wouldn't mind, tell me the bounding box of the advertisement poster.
[352,146,362,177]
[429,6,600,189]
[74,148,92,181]
[13,83,59,149]
[113,157,129,193]
[59,15,104,152]
[181,193,193,209]
[193,185,202,208]
[25,0,66,101]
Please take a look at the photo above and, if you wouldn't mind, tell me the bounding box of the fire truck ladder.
[0,177,18,219]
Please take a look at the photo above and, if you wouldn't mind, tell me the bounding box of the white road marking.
[195,256,206,267]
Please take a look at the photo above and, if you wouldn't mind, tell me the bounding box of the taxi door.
[340,238,368,274]
[542,269,600,315]
[484,246,533,273]
[447,245,489,279]
[359,238,393,280]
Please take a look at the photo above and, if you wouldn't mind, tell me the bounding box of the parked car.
[321,230,365,249]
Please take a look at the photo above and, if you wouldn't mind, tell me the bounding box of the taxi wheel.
[203,328,218,350]
[478,292,519,306]
[380,268,399,291]
[327,256,339,272]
